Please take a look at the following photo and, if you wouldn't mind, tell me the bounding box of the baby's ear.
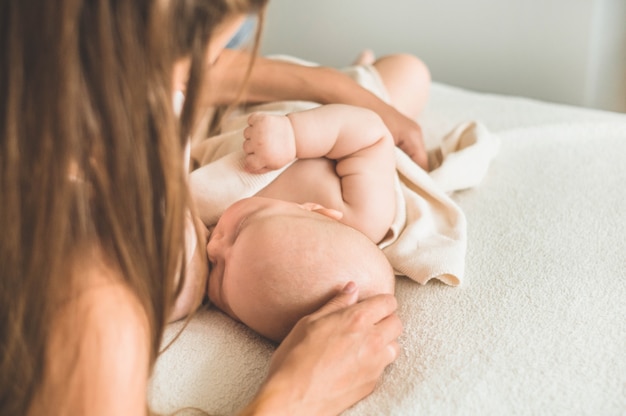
[300,202,343,220]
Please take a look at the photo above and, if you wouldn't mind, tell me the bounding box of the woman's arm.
[204,50,427,168]
[205,50,383,106]
[240,283,402,416]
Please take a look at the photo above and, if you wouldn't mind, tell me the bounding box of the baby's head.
[206,196,395,342]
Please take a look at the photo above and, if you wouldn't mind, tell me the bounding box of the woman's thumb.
[313,282,359,318]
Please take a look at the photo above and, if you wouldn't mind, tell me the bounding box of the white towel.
[429,121,501,193]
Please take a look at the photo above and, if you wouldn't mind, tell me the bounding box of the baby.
[201,104,398,342]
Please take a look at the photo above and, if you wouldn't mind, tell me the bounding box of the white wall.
[261,0,626,113]
[585,0,626,112]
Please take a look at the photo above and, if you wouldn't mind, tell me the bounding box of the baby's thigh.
[373,54,430,116]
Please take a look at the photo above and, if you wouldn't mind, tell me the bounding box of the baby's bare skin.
[205,196,395,342]
[244,104,397,244]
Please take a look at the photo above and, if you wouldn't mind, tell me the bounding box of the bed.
[149,82,626,415]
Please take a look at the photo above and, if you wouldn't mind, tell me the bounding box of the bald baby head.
[206,197,394,342]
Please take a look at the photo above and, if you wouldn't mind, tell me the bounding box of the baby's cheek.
[221,273,255,321]
[208,268,244,324]
[206,268,224,312]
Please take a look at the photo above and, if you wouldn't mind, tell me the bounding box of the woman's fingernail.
[342,281,357,294]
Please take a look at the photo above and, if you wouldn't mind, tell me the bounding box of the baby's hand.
[243,112,296,173]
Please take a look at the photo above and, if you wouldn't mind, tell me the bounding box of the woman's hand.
[242,282,402,416]
[377,104,428,170]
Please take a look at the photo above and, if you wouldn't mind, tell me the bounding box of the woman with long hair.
[0,1,401,414]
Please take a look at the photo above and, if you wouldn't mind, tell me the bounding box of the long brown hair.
[173,0,267,140]
[0,0,266,414]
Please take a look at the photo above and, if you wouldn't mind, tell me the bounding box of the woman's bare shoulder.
[33,257,151,415]
[66,253,151,341]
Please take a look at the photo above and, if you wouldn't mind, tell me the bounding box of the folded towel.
[429,121,501,193]
[380,149,466,285]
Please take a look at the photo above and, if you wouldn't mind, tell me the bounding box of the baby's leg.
[372,54,431,119]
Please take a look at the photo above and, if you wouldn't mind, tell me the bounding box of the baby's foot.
[353,49,376,66]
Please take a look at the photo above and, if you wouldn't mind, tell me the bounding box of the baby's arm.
[244,104,396,243]
[243,104,391,170]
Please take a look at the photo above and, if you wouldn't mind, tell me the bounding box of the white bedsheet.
[149,83,626,415]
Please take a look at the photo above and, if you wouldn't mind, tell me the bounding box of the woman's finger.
[375,311,403,345]
[306,281,359,320]
[339,293,398,328]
